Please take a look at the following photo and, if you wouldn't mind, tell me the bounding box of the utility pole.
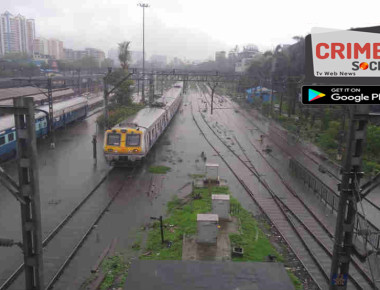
[0,97,45,290]
[149,73,154,105]
[138,3,149,104]
[270,78,274,117]
[207,80,219,115]
[103,67,112,129]
[47,78,55,149]
[329,105,370,290]
[77,68,81,96]
[161,74,164,95]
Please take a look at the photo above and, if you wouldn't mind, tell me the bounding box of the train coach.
[103,85,182,165]
[0,97,89,162]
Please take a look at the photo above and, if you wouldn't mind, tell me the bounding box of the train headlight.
[133,149,139,153]
[108,149,113,152]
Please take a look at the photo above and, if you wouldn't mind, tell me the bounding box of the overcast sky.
[2,0,380,61]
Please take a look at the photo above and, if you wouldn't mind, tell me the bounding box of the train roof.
[114,86,182,130]
[36,97,87,118]
[0,97,88,132]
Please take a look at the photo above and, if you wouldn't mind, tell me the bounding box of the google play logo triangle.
[308,89,326,102]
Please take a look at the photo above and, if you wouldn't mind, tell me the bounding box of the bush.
[317,121,340,150]
[363,160,380,175]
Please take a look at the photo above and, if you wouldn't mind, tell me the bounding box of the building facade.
[48,38,64,60]
[215,51,226,62]
[85,48,105,66]
[0,11,35,56]
[33,37,49,56]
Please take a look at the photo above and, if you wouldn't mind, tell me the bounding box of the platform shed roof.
[123,260,295,290]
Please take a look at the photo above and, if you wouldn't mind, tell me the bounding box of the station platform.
[123,260,295,290]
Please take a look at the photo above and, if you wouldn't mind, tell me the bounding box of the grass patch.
[229,197,283,262]
[132,232,142,251]
[140,185,301,289]
[189,173,206,178]
[99,254,129,290]
[148,165,171,174]
[287,270,303,290]
[141,186,280,263]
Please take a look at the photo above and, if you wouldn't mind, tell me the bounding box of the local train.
[103,85,183,165]
[0,97,91,162]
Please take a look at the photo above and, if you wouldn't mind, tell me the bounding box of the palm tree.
[118,41,131,71]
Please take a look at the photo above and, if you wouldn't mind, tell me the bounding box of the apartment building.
[0,11,35,55]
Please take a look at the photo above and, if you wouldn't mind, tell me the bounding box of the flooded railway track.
[192,89,375,289]
[0,167,135,290]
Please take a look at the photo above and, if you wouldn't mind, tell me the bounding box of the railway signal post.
[0,97,44,290]
[329,105,370,290]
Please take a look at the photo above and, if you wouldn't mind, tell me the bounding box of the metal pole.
[142,6,145,103]
[149,73,154,105]
[161,75,164,95]
[103,77,109,129]
[329,105,370,290]
[159,216,164,244]
[270,78,274,117]
[92,135,97,165]
[14,97,44,290]
[47,78,55,149]
[138,3,149,103]
[78,68,81,96]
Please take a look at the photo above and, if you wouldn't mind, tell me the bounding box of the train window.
[8,133,14,142]
[126,134,140,146]
[107,133,121,146]
[0,136,5,146]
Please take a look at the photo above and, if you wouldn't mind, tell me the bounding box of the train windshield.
[126,134,140,146]
[107,133,121,146]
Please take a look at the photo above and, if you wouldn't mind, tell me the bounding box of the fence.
[289,157,380,250]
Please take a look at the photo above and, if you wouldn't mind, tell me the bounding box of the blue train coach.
[0,97,88,162]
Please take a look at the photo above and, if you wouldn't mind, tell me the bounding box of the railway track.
[192,89,376,289]
[200,84,380,214]
[0,167,135,290]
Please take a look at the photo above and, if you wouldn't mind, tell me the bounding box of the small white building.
[205,163,219,181]
[212,194,230,220]
[197,214,219,244]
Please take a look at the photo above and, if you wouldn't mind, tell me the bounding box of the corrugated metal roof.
[0,86,74,102]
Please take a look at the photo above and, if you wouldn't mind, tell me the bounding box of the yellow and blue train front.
[103,129,144,163]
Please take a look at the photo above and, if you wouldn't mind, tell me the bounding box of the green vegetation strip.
[148,165,171,174]
[139,186,302,288]
[99,254,129,290]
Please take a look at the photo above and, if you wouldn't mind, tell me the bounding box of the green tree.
[317,121,340,151]
[2,52,29,61]
[101,58,114,69]
[366,124,380,160]
[107,68,134,105]
[118,41,131,71]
